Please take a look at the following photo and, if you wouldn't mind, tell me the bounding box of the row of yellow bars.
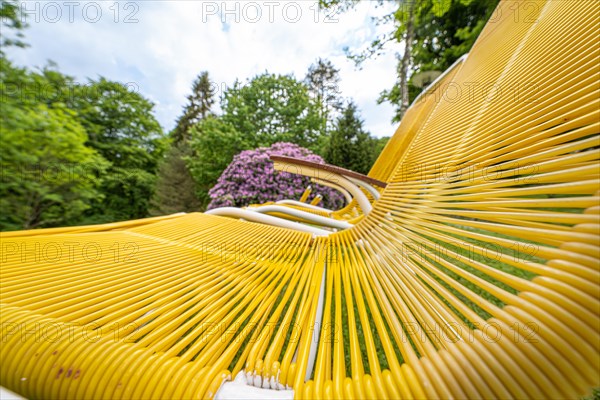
[1,0,599,398]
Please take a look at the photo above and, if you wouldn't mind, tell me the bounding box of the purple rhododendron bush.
[207,142,346,210]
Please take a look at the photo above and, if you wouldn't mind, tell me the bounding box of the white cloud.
[8,0,401,137]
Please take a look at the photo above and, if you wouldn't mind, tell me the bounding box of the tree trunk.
[398,1,416,120]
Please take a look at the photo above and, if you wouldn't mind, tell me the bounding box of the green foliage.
[324,0,499,122]
[172,71,215,144]
[150,141,200,215]
[0,58,107,230]
[411,0,498,72]
[188,116,246,208]
[0,0,27,50]
[324,102,378,175]
[305,58,343,131]
[387,0,498,121]
[65,77,165,222]
[318,0,360,13]
[0,55,166,228]
[93,167,157,222]
[222,73,325,152]
[69,77,164,170]
[188,73,338,207]
[153,71,215,213]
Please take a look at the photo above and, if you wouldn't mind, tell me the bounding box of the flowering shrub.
[207,142,345,210]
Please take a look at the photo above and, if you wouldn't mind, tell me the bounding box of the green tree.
[188,73,329,206]
[322,0,499,121]
[151,72,213,214]
[305,58,343,131]
[379,0,498,121]
[188,116,246,208]
[149,142,201,215]
[221,73,325,152]
[70,78,163,169]
[172,71,215,143]
[411,0,499,72]
[0,11,166,225]
[325,102,377,174]
[68,78,166,222]
[0,58,107,230]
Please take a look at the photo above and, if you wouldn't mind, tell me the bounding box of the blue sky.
[7,1,400,137]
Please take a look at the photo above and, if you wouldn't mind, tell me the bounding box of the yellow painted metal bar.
[299,187,312,203]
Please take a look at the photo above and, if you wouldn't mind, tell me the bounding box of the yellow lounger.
[1,0,599,398]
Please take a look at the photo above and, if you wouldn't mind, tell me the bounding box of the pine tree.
[151,71,215,214]
[305,58,343,131]
[149,142,200,215]
[325,102,376,175]
[172,71,215,143]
